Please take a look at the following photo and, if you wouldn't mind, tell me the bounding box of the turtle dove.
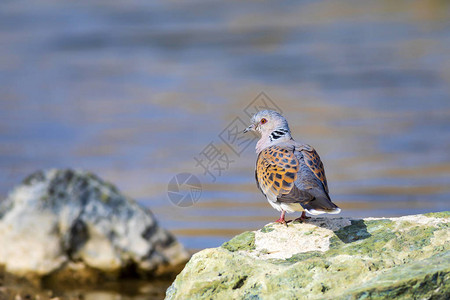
[244,110,340,225]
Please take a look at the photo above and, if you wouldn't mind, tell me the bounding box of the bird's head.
[244,110,291,141]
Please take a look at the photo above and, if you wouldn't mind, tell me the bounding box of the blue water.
[1,0,449,254]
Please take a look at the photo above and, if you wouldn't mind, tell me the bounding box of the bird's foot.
[274,217,288,227]
[274,211,288,227]
[293,212,311,223]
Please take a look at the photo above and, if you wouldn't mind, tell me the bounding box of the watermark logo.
[167,173,202,208]
[244,92,283,118]
[219,117,257,156]
[167,92,283,207]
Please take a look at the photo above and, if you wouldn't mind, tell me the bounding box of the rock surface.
[0,169,189,282]
[166,212,450,300]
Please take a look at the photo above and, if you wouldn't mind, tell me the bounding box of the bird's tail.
[305,207,341,215]
[303,195,341,215]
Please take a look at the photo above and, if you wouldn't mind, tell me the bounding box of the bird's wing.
[256,145,311,202]
[256,143,340,214]
[301,146,329,194]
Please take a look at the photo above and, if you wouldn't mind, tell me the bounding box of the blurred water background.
[1,0,450,267]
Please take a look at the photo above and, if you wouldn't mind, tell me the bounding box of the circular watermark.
[167,173,202,207]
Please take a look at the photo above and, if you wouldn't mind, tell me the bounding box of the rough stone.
[166,212,450,300]
[0,169,189,282]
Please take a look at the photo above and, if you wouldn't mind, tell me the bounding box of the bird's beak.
[243,124,256,133]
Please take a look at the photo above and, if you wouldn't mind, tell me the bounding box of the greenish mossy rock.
[166,212,449,300]
[222,231,255,252]
[425,211,450,218]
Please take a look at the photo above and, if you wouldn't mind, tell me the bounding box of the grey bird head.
[244,110,291,136]
[244,110,292,152]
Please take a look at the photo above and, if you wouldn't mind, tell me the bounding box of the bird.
[244,110,340,225]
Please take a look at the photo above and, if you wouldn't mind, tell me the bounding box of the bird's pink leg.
[293,211,311,223]
[274,210,287,226]
[301,211,310,220]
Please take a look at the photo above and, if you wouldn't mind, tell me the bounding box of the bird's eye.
[260,118,267,124]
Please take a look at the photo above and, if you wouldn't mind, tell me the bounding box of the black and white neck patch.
[270,128,289,141]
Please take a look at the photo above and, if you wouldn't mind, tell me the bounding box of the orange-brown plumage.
[256,145,299,199]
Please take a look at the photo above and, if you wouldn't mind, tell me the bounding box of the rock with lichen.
[166,212,450,300]
[0,169,189,283]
